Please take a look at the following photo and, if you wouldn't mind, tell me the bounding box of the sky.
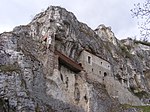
[0,0,143,40]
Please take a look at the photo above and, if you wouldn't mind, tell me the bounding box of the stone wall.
[79,50,111,83]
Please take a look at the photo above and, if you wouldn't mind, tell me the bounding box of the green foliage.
[129,87,150,99]
[35,104,40,112]
[0,64,21,73]
[120,45,132,58]
[120,45,127,52]
[134,91,150,99]
[125,45,132,51]
[137,106,150,112]
[134,40,150,46]
[122,104,150,112]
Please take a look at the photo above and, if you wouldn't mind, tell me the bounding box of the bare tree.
[131,0,150,41]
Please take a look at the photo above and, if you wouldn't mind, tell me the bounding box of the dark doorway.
[104,72,107,77]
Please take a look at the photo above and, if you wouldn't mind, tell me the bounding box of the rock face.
[0,6,150,112]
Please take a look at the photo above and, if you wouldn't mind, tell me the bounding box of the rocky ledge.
[0,6,150,112]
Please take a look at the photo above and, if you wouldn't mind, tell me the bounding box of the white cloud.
[0,0,143,40]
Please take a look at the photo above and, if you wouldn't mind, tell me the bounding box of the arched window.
[79,63,82,67]
[104,72,107,77]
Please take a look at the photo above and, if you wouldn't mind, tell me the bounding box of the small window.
[92,68,93,72]
[99,71,101,74]
[101,62,102,65]
[88,56,91,64]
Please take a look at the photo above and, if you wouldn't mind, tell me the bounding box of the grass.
[122,104,150,112]
[137,106,150,112]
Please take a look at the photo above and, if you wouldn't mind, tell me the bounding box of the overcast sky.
[0,0,143,40]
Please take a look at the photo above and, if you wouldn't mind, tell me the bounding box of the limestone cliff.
[0,6,150,112]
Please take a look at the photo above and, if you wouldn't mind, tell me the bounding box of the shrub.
[134,40,150,46]
[120,45,132,58]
